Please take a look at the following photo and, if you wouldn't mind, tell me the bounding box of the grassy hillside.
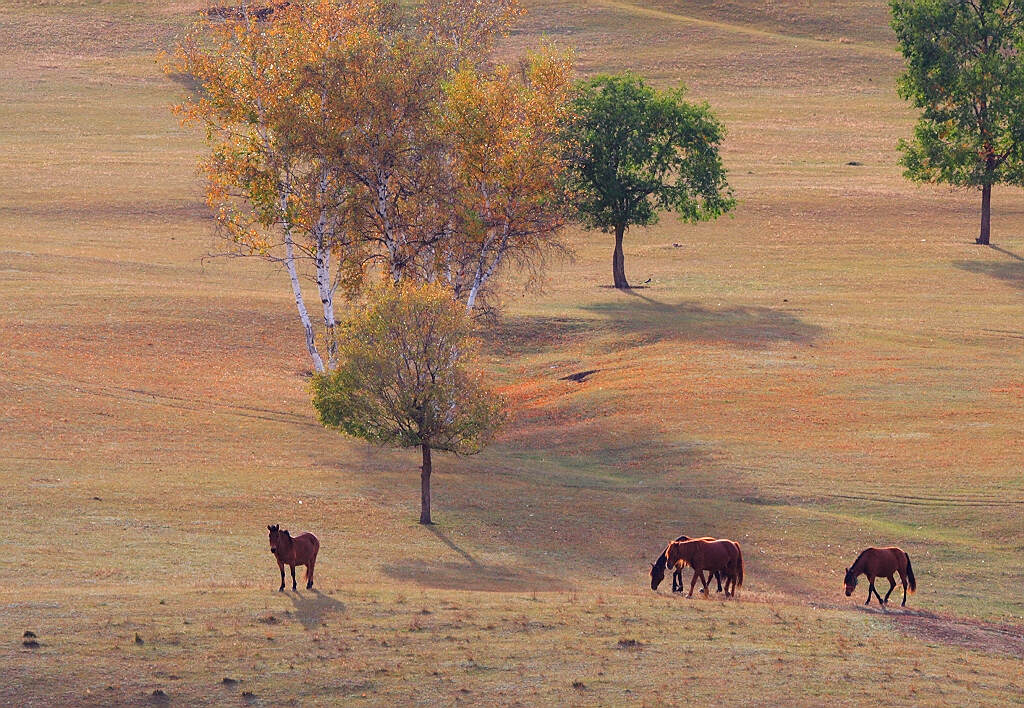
[1,0,1023,704]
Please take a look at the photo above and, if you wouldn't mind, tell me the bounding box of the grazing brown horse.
[844,547,916,607]
[720,539,743,596]
[650,536,723,593]
[267,524,319,592]
[664,538,744,598]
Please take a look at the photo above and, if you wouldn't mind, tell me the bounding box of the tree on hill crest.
[561,73,734,289]
[892,0,1024,245]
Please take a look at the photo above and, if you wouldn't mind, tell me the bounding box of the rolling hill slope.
[1,0,1022,704]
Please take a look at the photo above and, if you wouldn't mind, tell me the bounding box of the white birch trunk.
[465,263,486,312]
[281,195,325,373]
[253,90,325,373]
[465,222,510,312]
[313,168,337,370]
[315,241,337,370]
[374,173,404,283]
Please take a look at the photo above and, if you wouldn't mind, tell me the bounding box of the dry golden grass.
[2,0,1023,704]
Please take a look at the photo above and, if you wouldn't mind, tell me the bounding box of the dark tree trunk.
[419,443,432,525]
[612,223,629,289]
[978,182,992,245]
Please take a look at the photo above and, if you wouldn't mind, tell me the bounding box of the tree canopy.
[440,52,573,310]
[892,0,1024,244]
[310,279,506,523]
[562,73,734,289]
[168,0,571,370]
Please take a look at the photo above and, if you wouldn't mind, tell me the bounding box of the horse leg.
[899,570,908,607]
[306,559,315,590]
[698,570,711,596]
[687,570,700,598]
[883,575,896,605]
[276,560,285,592]
[672,568,682,593]
[869,578,884,606]
[290,565,297,591]
[715,571,723,593]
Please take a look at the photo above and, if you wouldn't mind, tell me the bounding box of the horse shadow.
[381,526,573,593]
[953,244,1024,290]
[286,588,346,630]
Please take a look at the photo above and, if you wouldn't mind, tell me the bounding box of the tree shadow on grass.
[482,293,822,359]
[481,314,593,357]
[581,289,824,348]
[953,245,1024,290]
[287,588,346,630]
[381,525,573,592]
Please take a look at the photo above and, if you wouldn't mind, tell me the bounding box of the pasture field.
[2,0,1023,704]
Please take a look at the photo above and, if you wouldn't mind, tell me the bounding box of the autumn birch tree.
[171,0,571,363]
[438,50,573,311]
[170,1,398,371]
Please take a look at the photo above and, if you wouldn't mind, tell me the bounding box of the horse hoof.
[278,587,284,592]
[306,583,313,590]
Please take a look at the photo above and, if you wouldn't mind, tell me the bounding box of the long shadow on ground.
[381,526,573,592]
[953,244,1024,290]
[484,292,823,358]
[583,290,824,347]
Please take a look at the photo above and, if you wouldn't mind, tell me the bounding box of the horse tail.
[734,543,743,589]
[905,553,916,593]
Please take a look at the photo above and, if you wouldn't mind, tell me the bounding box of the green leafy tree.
[892,0,1024,245]
[310,280,506,524]
[562,73,734,289]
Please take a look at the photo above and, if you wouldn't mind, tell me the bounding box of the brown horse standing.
[843,547,916,607]
[268,524,319,592]
[664,538,744,598]
[650,536,723,593]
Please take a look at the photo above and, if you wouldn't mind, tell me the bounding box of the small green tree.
[310,280,506,524]
[562,73,734,289]
[892,0,1024,245]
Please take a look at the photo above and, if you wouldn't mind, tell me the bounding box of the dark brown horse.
[844,546,916,607]
[650,536,723,592]
[664,538,744,598]
[268,524,319,592]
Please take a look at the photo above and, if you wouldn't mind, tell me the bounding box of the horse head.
[843,566,856,596]
[268,524,287,555]
[649,556,667,590]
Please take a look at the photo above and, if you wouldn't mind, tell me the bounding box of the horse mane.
[850,548,870,571]
[664,539,694,569]
[653,549,668,573]
[654,536,696,573]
